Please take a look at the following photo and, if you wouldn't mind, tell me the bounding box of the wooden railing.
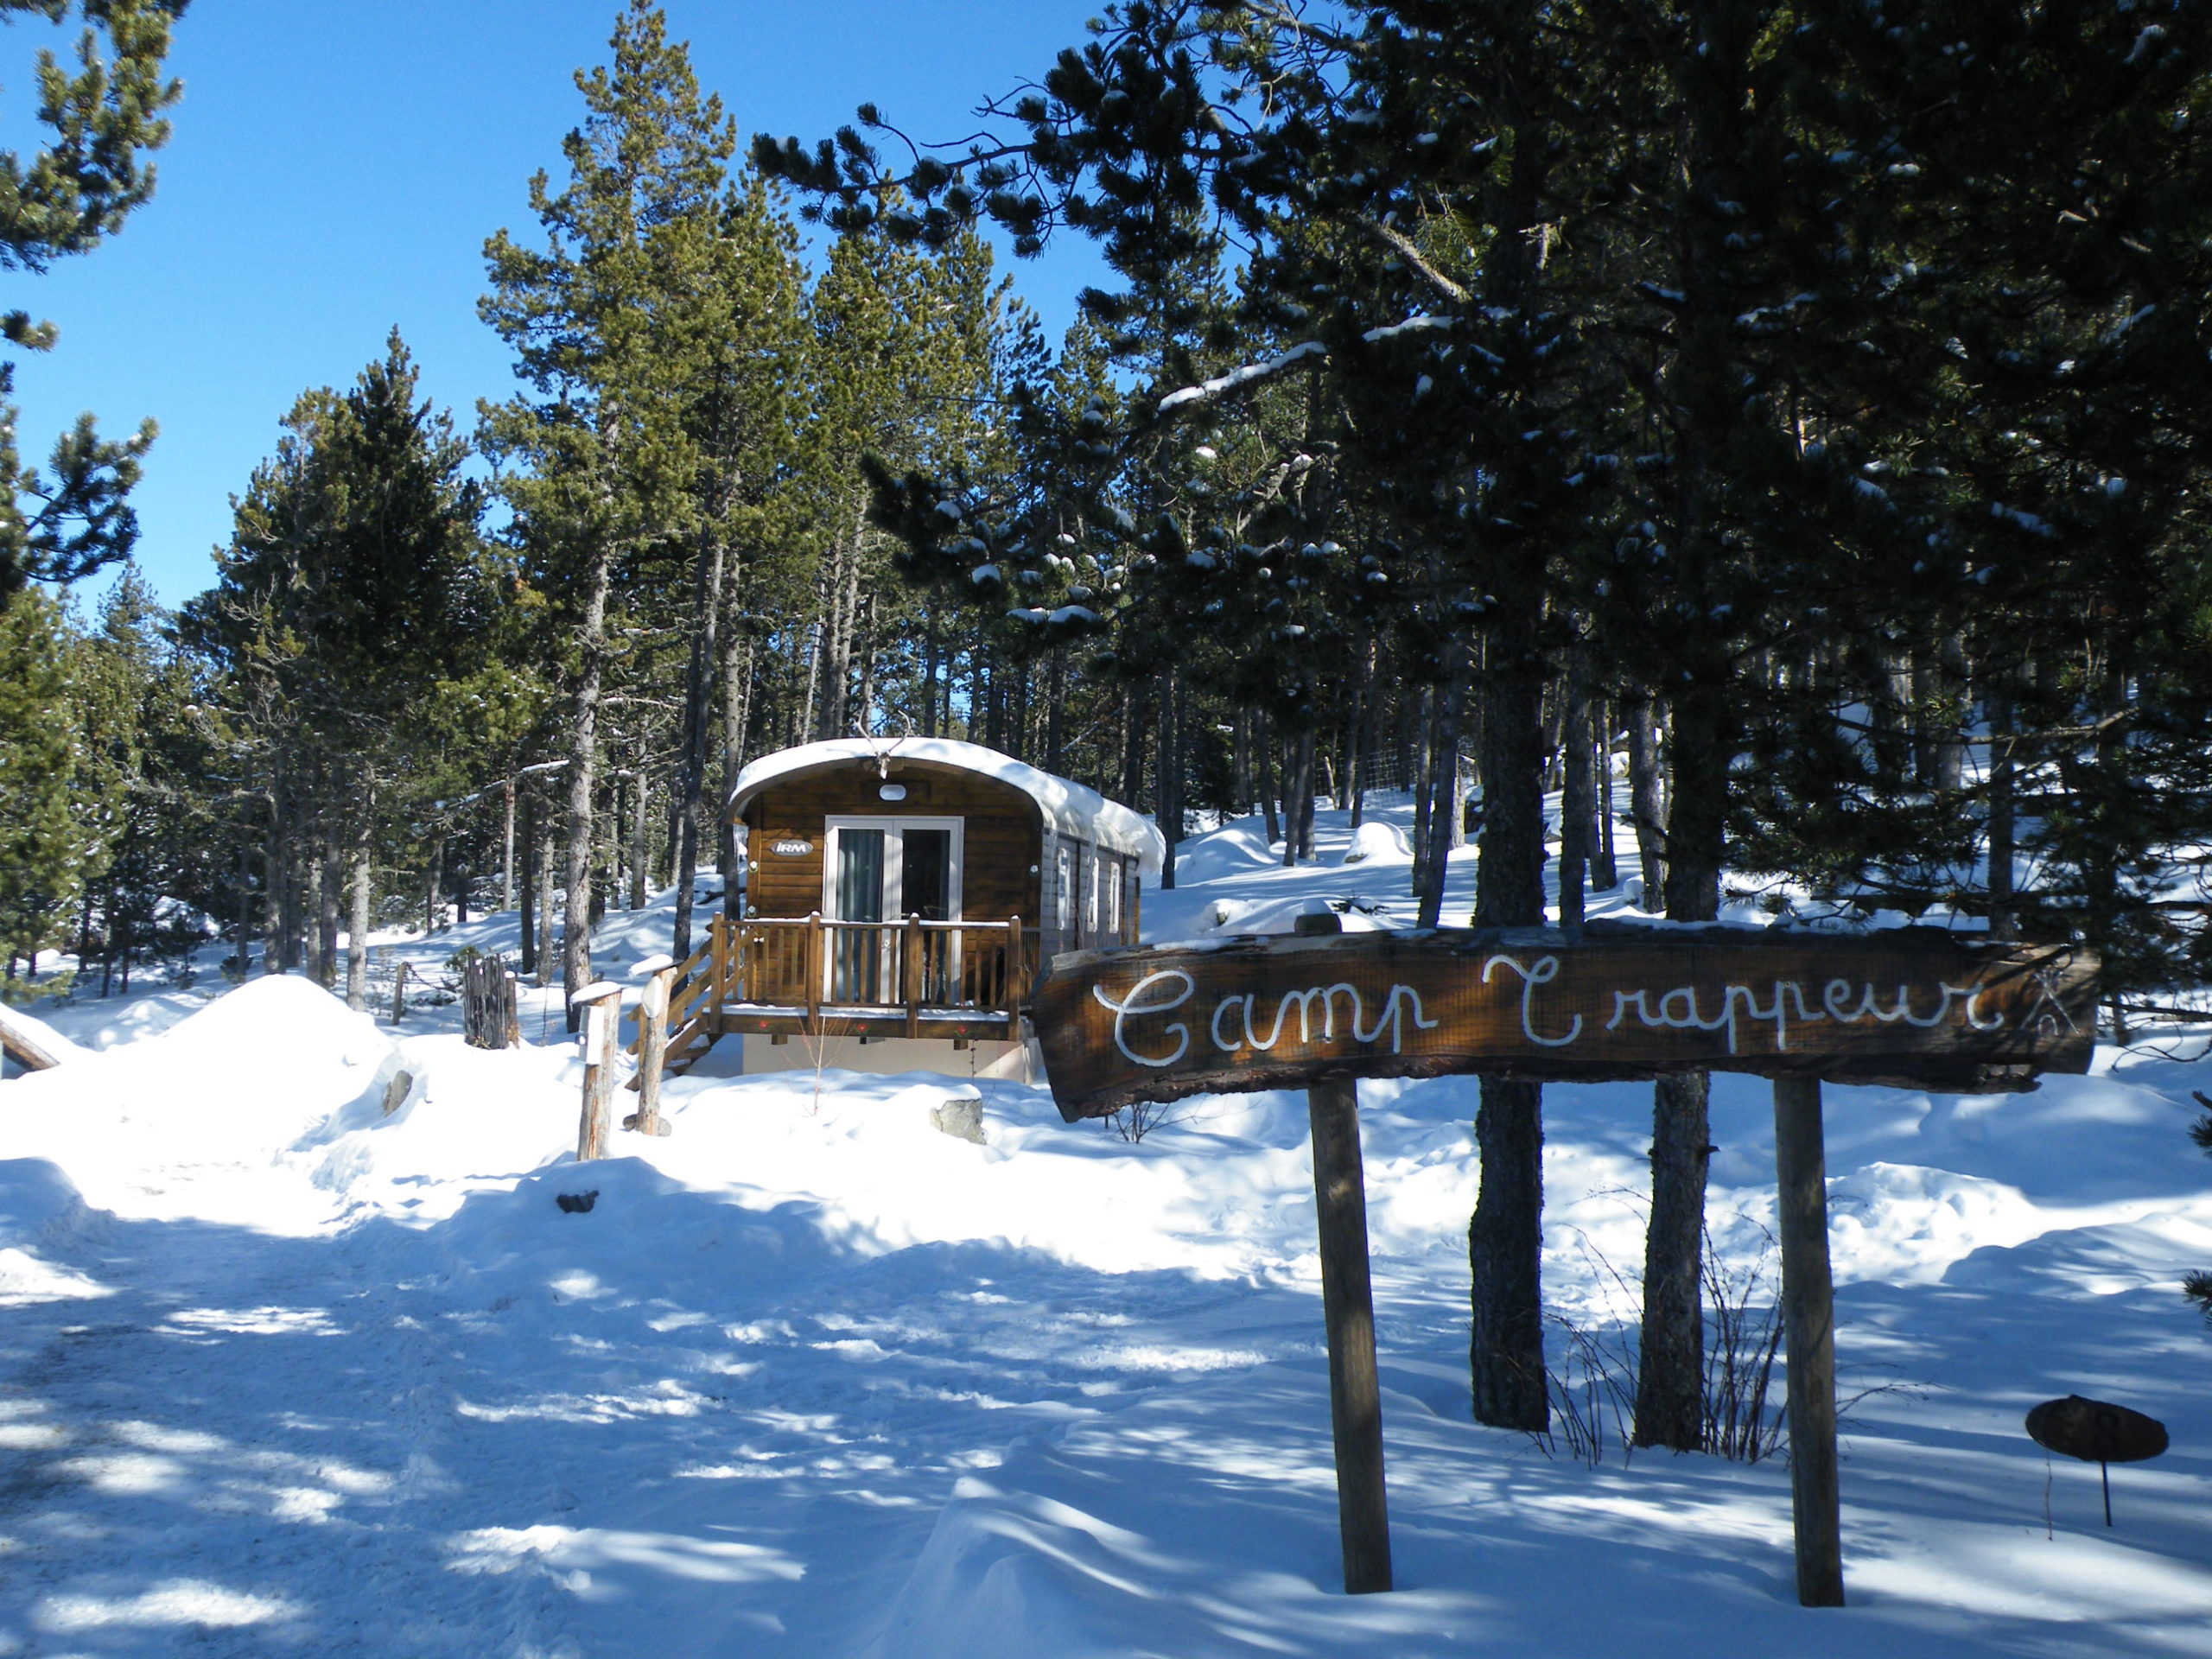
[624,912,1046,1083]
[729,913,1033,1024]
[636,912,1038,1048]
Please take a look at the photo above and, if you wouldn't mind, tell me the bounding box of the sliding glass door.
[822,818,963,1003]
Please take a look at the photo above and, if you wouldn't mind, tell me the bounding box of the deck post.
[905,914,923,1037]
[1006,914,1026,1017]
[1773,1074,1845,1607]
[631,965,677,1138]
[805,912,823,1022]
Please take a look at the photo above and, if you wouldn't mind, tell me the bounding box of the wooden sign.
[1032,923,2097,1121]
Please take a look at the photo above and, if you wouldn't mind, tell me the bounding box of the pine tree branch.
[1362,217,1469,305]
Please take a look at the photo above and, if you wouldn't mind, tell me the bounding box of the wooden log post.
[1294,908,1391,1595]
[461,955,519,1050]
[389,958,411,1027]
[573,982,623,1162]
[629,963,677,1138]
[1308,1072,1393,1594]
[0,1004,62,1073]
[1006,914,1026,1017]
[1773,1074,1845,1608]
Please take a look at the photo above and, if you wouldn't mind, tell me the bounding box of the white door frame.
[820,816,966,921]
[821,817,967,1002]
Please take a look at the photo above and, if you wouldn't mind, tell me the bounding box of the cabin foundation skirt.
[738,1032,1042,1086]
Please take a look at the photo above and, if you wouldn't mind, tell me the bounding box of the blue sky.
[7,0,1110,610]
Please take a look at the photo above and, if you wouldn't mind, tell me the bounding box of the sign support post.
[1772,1074,1845,1606]
[1307,1072,1393,1594]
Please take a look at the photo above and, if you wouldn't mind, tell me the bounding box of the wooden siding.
[738,760,1042,923]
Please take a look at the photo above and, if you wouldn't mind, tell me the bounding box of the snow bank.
[1173,820,1280,884]
[0,974,392,1227]
[1339,820,1410,864]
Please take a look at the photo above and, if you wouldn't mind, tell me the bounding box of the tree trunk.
[1469,582,1551,1428]
[1046,646,1067,774]
[1559,657,1595,931]
[563,543,615,1030]
[518,789,537,977]
[721,624,756,921]
[1625,692,1669,909]
[346,809,372,1012]
[501,779,517,913]
[1346,645,1372,830]
[1986,685,2017,940]
[1158,669,1182,889]
[424,836,444,938]
[1415,672,1465,929]
[1632,683,1729,1452]
[1469,1076,1547,1428]
[536,820,557,988]
[314,841,340,989]
[922,607,942,740]
[1412,684,1435,885]
[1257,713,1281,849]
[1632,1070,1712,1449]
[630,767,650,910]
[1592,700,1619,891]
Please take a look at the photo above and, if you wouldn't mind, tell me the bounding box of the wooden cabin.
[655,738,1162,1082]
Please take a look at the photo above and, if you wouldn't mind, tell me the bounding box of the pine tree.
[181,335,486,1000]
[480,0,741,1014]
[0,586,83,975]
[0,0,187,599]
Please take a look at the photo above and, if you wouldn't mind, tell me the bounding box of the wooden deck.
[631,913,1038,1076]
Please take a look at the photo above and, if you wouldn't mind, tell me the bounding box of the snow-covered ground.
[3,799,2211,1656]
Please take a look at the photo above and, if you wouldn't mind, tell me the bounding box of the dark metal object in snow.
[2027,1395,2170,1526]
[555,1190,598,1214]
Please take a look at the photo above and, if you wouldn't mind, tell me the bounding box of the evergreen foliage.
[0,586,82,970]
[0,0,186,599]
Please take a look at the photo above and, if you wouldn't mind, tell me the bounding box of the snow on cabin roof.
[728,737,1167,876]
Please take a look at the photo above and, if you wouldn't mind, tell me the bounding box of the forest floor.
[2,801,2210,1656]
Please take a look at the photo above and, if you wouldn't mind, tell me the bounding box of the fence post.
[389,958,410,1027]
[630,963,677,1138]
[572,982,623,1162]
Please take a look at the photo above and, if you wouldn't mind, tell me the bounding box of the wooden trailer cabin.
[655,738,1163,1082]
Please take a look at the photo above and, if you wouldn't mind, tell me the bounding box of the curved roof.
[728,737,1167,876]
